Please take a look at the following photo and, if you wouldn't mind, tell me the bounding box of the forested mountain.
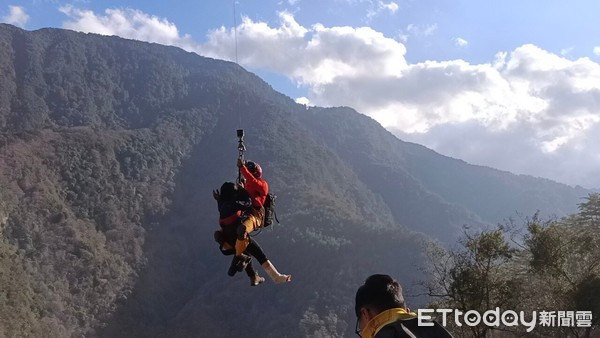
[0,24,592,337]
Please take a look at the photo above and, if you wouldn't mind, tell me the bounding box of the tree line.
[424,193,600,338]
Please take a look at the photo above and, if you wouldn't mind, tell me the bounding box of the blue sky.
[3,0,600,189]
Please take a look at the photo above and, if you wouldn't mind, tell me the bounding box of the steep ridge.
[296,106,590,226]
[296,106,482,239]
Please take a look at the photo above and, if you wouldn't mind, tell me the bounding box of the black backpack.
[263,193,279,227]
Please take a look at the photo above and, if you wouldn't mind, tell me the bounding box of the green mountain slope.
[296,106,590,229]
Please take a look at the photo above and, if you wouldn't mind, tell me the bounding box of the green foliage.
[576,193,600,227]
[526,218,568,277]
[424,229,519,337]
[299,307,347,338]
[425,194,600,338]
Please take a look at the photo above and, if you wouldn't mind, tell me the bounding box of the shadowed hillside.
[296,106,590,229]
[0,24,592,337]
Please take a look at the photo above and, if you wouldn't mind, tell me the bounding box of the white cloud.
[53,6,600,188]
[455,37,468,47]
[295,97,310,105]
[377,1,399,15]
[393,45,600,187]
[59,5,198,52]
[594,46,600,56]
[2,5,29,28]
[366,1,399,20]
[560,47,573,56]
[422,24,437,36]
[278,0,300,5]
[402,23,437,40]
[200,15,600,187]
[199,11,407,87]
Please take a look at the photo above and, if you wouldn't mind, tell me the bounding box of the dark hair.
[355,274,405,317]
[219,182,237,201]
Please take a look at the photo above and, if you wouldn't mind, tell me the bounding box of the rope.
[232,1,245,185]
[233,1,242,129]
[233,1,239,66]
[236,129,245,185]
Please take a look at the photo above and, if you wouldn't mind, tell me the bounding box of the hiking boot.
[227,258,238,277]
[250,273,265,286]
[227,254,251,276]
[236,254,251,272]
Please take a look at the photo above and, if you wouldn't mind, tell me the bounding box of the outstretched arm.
[240,165,260,185]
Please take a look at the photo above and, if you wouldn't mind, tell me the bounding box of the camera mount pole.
[236,129,246,185]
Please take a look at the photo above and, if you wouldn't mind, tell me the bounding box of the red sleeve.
[241,165,268,206]
[240,165,258,185]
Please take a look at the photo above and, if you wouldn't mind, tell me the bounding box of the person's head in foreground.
[354,274,454,338]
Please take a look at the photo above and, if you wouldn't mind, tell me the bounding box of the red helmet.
[246,161,262,178]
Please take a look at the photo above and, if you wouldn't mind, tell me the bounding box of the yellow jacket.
[362,308,417,338]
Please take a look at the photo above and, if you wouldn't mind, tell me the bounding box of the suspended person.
[234,159,291,284]
[213,182,262,285]
[213,181,290,284]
